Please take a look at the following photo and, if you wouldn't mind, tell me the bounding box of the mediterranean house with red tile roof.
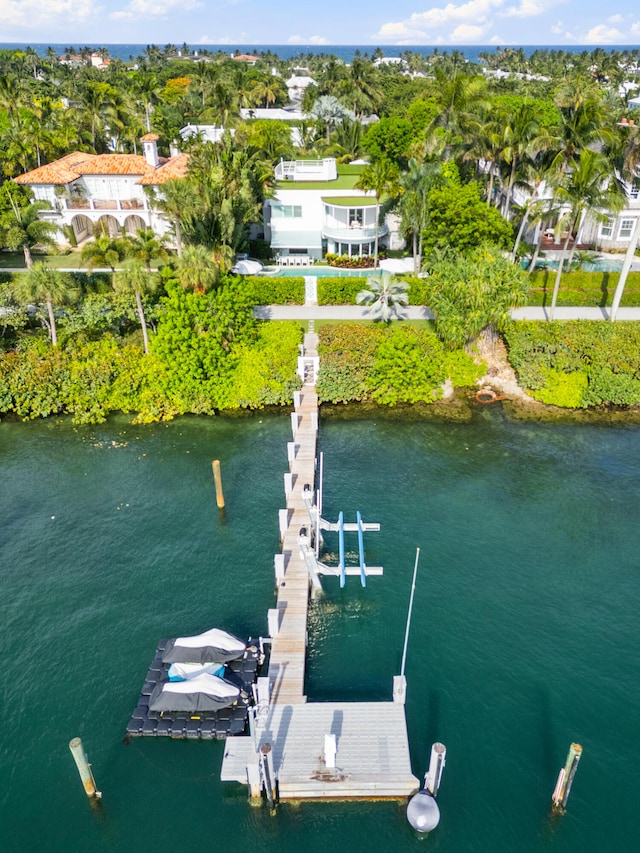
[14,135,188,247]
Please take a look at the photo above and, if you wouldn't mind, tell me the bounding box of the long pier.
[221,331,419,801]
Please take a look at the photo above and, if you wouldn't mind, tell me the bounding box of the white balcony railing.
[322,222,388,242]
[275,158,337,182]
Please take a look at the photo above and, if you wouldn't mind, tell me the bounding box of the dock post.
[260,743,277,810]
[212,460,225,509]
[425,743,446,797]
[551,743,583,814]
[69,737,101,799]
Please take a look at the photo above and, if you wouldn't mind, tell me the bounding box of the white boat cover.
[162,628,247,664]
[148,673,240,712]
[232,259,263,275]
[168,661,225,681]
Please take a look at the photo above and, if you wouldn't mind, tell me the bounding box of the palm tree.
[609,126,640,321]
[13,263,78,345]
[355,159,399,269]
[548,148,624,319]
[113,260,159,353]
[310,95,354,144]
[0,194,57,268]
[80,234,129,286]
[425,67,490,160]
[145,179,193,258]
[175,244,221,294]
[125,228,169,270]
[397,159,445,274]
[356,271,408,322]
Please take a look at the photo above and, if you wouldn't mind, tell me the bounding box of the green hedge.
[317,277,366,305]
[527,270,640,308]
[503,320,640,407]
[236,275,304,305]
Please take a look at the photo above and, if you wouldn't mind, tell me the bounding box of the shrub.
[235,275,304,305]
[318,277,367,305]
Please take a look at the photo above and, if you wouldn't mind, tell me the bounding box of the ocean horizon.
[1,42,640,64]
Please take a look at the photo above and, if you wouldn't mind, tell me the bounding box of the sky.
[1,0,640,47]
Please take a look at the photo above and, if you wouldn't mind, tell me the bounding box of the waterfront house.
[14,135,188,247]
[265,158,402,263]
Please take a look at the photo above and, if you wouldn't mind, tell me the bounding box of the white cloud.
[489,33,506,43]
[374,0,503,41]
[0,0,101,28]
[502,0,546,18]
[608,14,623,24]
[110,0,201,20]
[551,19,563,34]
[631,21,640,36]
[449,23,491,40]
[580,23,625,43]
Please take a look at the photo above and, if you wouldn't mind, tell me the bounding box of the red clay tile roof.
[141,133,160,142]
[138,153,190,185]
[15,150,190,187]
[14,152,94,185]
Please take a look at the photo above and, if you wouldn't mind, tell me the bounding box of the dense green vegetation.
[316,323,483,405]
[1,44,640,418]
[504,321,640,408]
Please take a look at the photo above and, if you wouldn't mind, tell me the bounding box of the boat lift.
[299,453,383,593]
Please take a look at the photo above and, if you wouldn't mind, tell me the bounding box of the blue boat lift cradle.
[299,452,382,594]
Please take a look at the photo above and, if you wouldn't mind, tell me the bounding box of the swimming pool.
[261,266,374,278]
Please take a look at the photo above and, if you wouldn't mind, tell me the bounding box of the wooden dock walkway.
[221,330,419,801]
[268,330,319,705]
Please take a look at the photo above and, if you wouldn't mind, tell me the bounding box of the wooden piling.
[212,460,225,509]
[551,743,582,814]
[260,743,277,810]
[69,737,101,799]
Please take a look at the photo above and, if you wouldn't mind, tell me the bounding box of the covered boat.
[162,628,247,665]
[168,661,225,681]
[148,673,241,712]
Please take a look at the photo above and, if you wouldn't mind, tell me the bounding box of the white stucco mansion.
[14,135,188,245]
[264,158,402,263]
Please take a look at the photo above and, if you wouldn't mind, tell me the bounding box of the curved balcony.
[321,222,388,242]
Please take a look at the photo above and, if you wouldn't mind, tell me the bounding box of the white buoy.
[407,743,446,833]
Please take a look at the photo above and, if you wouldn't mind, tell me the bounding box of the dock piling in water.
[69,737,101,799]
[212,460,225,509]
[551,743,583,814]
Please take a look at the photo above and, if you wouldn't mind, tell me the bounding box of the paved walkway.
[255,305,640,321]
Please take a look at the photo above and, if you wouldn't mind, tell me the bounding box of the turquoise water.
[264,267,373,278]
[2,410,640,852]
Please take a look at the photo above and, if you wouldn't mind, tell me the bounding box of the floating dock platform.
[126,639,260,740]
[220,331,419,801]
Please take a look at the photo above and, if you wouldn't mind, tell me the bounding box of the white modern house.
[14,135,188,246]
[264,158,402,263]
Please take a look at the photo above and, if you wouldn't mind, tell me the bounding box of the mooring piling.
[69,737,101,799]
[212,460,225,509]
[551,743,583,814]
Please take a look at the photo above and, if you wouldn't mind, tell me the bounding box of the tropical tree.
[355,158,400,269]
[175,244,222,294]
[12,263,78,345]
[145,179,193,258]
[609,126,640,321]
[125,227,169,270]
[548,148,624,319]
[80,234,130,286]
[0,195,57,267]
[425,246,529,350]
[397,158,445,274]
[356,271,408,322]
[425,67,490,160]
[310,95,354,144]
[113,260,159,353]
